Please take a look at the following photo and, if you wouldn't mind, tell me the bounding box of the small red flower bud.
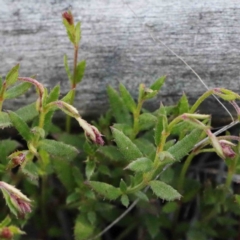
[89,125,104,146]
[0,227,13,239]
[219,140,236,159]
[62,11,74,25]
[207,129,225,159]
[76,117,104,145]
[12,153,25,167]
[0,181,32,218]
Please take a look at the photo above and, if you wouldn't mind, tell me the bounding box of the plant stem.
[41,174,48,235]
[190,89,214,113]
[65,89,76,132]
[126,177,148,194]
[225,168,234,189]
[73,45,79,87]
[167,115,183,131]
[225,158,237,189]
[0,99,3,112]
[66,44,78,132]
[131,100,143,139]
[38,111,46,129]
[156,130,169,154]
[0,82,7,112]
[178,153,195,192]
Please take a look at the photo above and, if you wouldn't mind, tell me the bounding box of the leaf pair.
[64,55,86,84]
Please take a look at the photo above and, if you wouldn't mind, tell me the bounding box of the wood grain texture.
[1,0,240,122]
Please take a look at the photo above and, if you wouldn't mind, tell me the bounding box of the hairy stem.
[190,89,214,113]
[178,153,195,192]
[131,99,144,139]
[0,82,7,111]
[66,44,78,132]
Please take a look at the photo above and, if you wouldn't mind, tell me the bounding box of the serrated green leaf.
[121,194,129,207]
[98,145,124,161]
[84,141,97,156]
[0,102,38,128]
[72,166,84,187]
[75,22,81,45]
[149,180,181,201]
[57,133,85,149]
[20,160,39,184]
[46,85,60,103]
[177,93,189,114]
[159,167,174,183]
[74,214,94,240]
[111,127,143,161]
[144,214,160,238]
[5,64,19,86]
[64,55,73,83]
[41,87,48,107]
[119,83,136,113]
[143,89,158,100]
[168,129,203,163]
[61,89,75,103]
[158,151,175,161]
[0,118,5,130]
[43,111,55,133]
[88,181,121,200]
[164,140,176,150]
[107,86,131,125]
[38,139,79,160]
[162,201,178,213]
[86,161,95,180]
[31,126,45,139]
[38,149,50,171]
[75,60,86,84]
[98,165,111,176]
[0,139,20,161]
[84,189,96,200]
[125,157,153,172]
[63,18,75,44]
[171,121,195,135]
[113,123,133,138]
[133,138,156,158]
[1,189,18,217]
[16,102,38,122]
[66,192,80,205]
[52,159,75,192]
[132,172,143,186]
[4,82,31,99]
[150,75,166,91]
[8,111,32,142]
[87,211,96,225]
[139,113,157,131]
[135,191,149,202]
[119,179,127,193]
[155,105,167,146]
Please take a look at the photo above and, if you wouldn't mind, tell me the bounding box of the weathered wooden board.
[1,0,240,122]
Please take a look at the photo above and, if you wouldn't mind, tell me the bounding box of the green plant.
[0,10,240,240]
